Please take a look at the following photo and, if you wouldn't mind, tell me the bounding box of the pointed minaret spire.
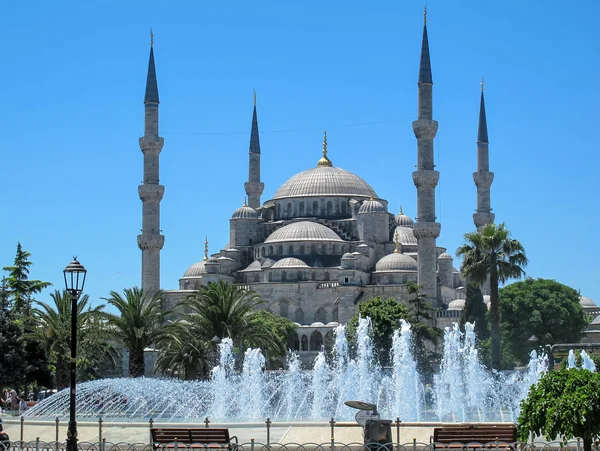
[144,29,159,105]
[138,31,165,294]
[412,8,440,305]
[418,7,433,85]
[244,91,264,208]
[473,79,495,230]
[203,236,209,261]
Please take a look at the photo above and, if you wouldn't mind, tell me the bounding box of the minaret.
[473,79,495,229]
[137,30,165,293]
[244,91,264,209]
[412,8,441,305]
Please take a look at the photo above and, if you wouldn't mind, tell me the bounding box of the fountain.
[25,318,582,423]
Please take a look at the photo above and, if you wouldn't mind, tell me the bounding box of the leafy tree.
[518,368,600,451]
[500,278,588,365]
[348,297,411,365]
[0,280,28,389]
[457,223,528,370]
[2,243,51,316]
[102,287,165,377]
[460,284,489,341]
[184,281,287,358]
[250,310,297,358]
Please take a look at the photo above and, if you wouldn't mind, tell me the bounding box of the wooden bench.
[151,428,238,451]
[432,425,518,450]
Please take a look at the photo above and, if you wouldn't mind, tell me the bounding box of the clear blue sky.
[1,1,598,310]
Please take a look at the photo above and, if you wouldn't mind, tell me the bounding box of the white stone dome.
[438,252,452,260]
[262,258,276,268]
[182,261,206,278]
[395,209,414,227]
[241,261,262,272]
[358,199,387,214]
[341,252,355,259]
[265,221,343,243]
[394,226,418,246]
[580,296,597,308]
[271,257,309,268]
[272,166,376,199]
[448,299,465,310]
[375,252,418,272]
[231,204,259,219]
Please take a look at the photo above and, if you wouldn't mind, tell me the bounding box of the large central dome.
[273,166,376,199]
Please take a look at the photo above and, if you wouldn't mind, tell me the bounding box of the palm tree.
[184,281,286,357]
[102,287,164,377]
[32,290,109,388]
[456,223,528,370]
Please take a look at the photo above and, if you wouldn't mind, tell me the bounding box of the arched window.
[281,271,287,281]
[297,271,303,281]
[280,301,289,318]
[310,331,323,351]
[321,244,326,254]
[315,307,326,323]
[310,245,316,254]
[278,245,283,255]
[341,245,346,254]
[301,335,308,351]
[261,247,266,257]
[324,271,330,281]
[341,201,347,215]
[313,201,319,215]
[288,245,294,254]
[254,274,259,283]
[326,201,333,216]
[332,244,338,254]
[289,332,300,351]
[299,245,305,254]
[287,202,292,217]
[277,204,281,218]
[299,202,305,216]
[295,308,304,324]
[268,272,273,282]
[268,246,273,256]
[332,307,339,322]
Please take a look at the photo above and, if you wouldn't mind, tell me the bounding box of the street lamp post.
[63,258,87,451]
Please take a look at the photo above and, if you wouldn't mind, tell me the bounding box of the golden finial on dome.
[399,205,403,215]
[316,131,333,167]
[394,231,400,253]
[243,197,247,207]
[203,236,209,261]
[370,192,375,201]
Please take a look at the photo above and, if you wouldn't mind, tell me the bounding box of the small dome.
[265,221,343,243]
[326,322,340,327]
[395,208,414,227]
[358,199,387,214]
[438,252,452,260]
[580,296,597,308]
[207,256,219,263]
[271,257,309,268]
[375,252,418,272]
[217,256,234,262]
[342,252,355,259]
[242,261,262,272]
[310,322,325,327]
[448,299,465,310]
[231,204,259,219]
[395,226,418,246]
[183,261,206,278]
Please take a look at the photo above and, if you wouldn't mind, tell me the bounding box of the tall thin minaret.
[412,8,441,305]
[137,30,165,293]
[244,91,264,209]
[473,80,495,229]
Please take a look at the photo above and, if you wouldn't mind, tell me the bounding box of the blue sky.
[1,1,598,310]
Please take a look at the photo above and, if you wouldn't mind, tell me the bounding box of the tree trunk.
[583,438,592,451]
[490,264,501,371]
[55,357,69,389]
[129,349,145,377]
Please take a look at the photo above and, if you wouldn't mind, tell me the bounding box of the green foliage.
[460,285,489,341]
[348,297,410,364]
[457,223,528,370]
[0,281,28,389]
[518,368,600,451]
[500,278,588,366]
[102,287,165,377]
[251,310,297,358]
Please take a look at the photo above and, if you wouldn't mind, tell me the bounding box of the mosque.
[135,17,597,358]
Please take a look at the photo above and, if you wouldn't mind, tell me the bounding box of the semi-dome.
[272,167,376,199]
[395,207,414,227]
[241,261,262,272]
[438,252,452,260]
[375,252,418,272]
[341,252,355,259]
[271,257,309,268]
[182,261,206,278]
[231,204,259,219]
[580,296,597,308]
[448,299,465,310]
[262,258,276,268]
[265,221,343,243]
[395,226,418,246]
[358,199,387,214]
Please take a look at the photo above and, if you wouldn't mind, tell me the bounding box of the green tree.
[102,287,165,377]
[500,278,588,365]
[184,281,287,358]
[460,284,489,341]
[0,280,28,389]
[348,297,411,365]
[457,223,528,370]
[32,290,114,388]
[2,243,51,316]
[250,310,297,359]
[518,368,600,451]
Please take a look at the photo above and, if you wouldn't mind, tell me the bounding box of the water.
[25,319,565,422]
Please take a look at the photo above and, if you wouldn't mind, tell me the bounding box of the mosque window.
[299,202,305,216]
[277,204,281,218]
[254,274,259,283]
[287,202,292,217]
[324,272,330,281]
[313,201,319,215]
[311,245,316,254]
[311,271,316,280]
[278,245,283,255]
[327,201,333,216]
[310,331,323,351]
[321,244,326,254]
[388,275,394,284]
[297,271,302,281]
[268,246,273,256]
[301,335,308,351]
[288,245,294,254]
[332,244,338,254]
[299,246,305,254]
[280,300,289,318]
[341,245,346,254]
[403,275,408,284]
[315,307,326,323]
[341,201,347,215]
[282,271,287,281]
[295,308,305,324]
[268,273,273,282]
[332,307,339,322]
[261,247,266,257]
[289,332,300,351]
[249,239,253,246]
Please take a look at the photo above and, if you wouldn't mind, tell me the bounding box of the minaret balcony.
[139,136,164,154]
[138,184,164,202]
[412,119,438,140]
[137,234,165,250]
[473,171,494,188]
[413,222,441,240]
[473,212,495,229]
[412,170,440,188]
